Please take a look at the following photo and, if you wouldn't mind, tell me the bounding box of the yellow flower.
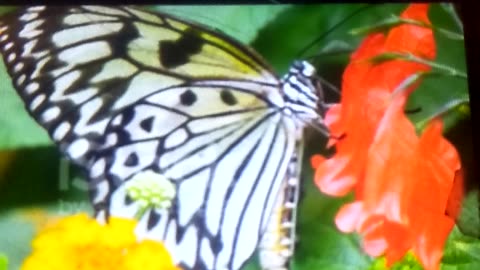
[21,213,179,270]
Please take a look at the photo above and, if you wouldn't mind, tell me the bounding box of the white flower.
[125,170,176,211]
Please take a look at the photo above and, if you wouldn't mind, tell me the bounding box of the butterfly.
[0,6,327,270]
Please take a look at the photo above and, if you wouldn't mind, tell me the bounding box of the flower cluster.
[21,213,179,270]
[313,4,463,270]
[126,170,176,211]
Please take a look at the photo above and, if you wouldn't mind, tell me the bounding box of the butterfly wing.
[0,6,298,269]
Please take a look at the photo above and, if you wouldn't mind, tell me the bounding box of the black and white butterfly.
[0,6,328,270]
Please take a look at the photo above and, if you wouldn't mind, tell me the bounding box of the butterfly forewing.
[0,5,314,270]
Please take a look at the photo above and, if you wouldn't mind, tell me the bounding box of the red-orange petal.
[334,201,364,233]
[315,155,356,196]
[310,154,325,169]
[385,4,435,59]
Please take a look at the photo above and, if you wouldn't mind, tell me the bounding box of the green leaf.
[0,61,51,149]
[368,253,424,270]
[456,191,480,239]
[0,211,34,270]
[152,5,289,44]
[442,226,480,269]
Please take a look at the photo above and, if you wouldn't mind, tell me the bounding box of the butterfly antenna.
[319,76,340,95]
[296,4,373,59]
[312,121,330,137]
[297,116,330,137]
[303,118,347,142]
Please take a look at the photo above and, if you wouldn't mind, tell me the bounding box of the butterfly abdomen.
[258,145,302,270]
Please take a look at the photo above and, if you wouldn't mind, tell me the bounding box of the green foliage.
[0,254,7,270]
[368,253,424,270]
[455,191,480,239]
[442,226,480,269]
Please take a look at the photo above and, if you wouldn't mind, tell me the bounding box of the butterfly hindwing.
[0,5,305,270]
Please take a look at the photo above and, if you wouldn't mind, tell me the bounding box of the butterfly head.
[281,60,325,129]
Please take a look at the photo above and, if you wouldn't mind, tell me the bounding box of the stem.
[415,98,470,131]
[391,72,425,98]
[350,16,463,41]
[441,3,464,33]
[436,27,464,41]
[403,53,468,79]
[375,52,468,79]
[134,205,149,220]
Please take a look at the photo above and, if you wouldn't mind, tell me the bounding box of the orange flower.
[334,96,462,269]
[313,3,463,270]
[315,4,436,197]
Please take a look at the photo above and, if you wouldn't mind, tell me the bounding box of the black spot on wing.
[124,195,133,205]
[139,116,154,132]
[124,152,139,166]
[119,105,136,125]
[220,89,237,106]
[210,234,223,255]
[107,19,139,58]
[147,210,161,230]
[159,28,204,69]
[180,89,197,106]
